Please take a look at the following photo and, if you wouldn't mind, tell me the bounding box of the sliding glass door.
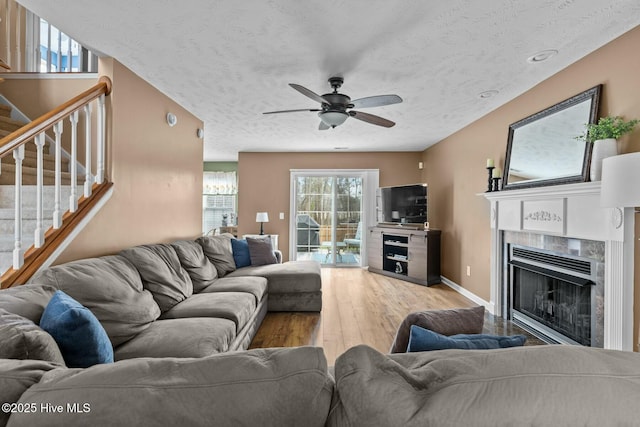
[291,170,377,267]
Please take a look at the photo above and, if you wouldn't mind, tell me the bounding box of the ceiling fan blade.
[351,94,402,109]
[319,121,330,130]
[349,111,395,128]
[263,108,321,114]
[289,83,328,105]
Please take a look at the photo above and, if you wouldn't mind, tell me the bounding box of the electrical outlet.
[466,266,471,276]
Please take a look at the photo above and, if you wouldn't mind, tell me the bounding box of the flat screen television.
[379,183,427,225]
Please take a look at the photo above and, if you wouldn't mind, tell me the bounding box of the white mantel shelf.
[480,181,635,351]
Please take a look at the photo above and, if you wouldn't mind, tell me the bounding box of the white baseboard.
[440,276,495,314]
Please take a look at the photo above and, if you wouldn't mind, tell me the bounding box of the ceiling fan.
[263,77,402,130]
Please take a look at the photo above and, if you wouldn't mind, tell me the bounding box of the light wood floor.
[249,268,476,365]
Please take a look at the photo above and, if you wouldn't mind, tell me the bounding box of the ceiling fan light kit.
[263,77,402,130]
[319,111,349,127]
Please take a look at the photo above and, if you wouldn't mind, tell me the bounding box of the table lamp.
[256,212,269,235]
[601,152,640,208]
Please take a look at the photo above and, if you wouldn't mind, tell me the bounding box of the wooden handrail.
[0,76,112,157]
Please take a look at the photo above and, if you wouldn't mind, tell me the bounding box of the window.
[25,13,98,73]
[203,172,237,235]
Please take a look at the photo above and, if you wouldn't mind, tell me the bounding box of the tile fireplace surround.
[484,182,635,351]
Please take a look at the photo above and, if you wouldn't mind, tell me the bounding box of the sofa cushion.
[10,347,333,427]
[231,238,251,268]
[171,240,218,292]
[196,234,236,277]
[39,291,113,368]
[389,305,485,353]
[200,276,268,305]
[329,345,640,426]
[120,244,193,312]
[160,292,256,333]
[0,359,60,427]
[29,255,161,346]
[407,326,527,352]
[246,236,278,266]
[114,318,236,360]
[0,283,57,324]
[226,260,321,293]
[0,308,65,365]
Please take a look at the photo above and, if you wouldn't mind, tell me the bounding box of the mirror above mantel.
[502,85,601,190]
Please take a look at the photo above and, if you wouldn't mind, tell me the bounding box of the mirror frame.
[502,84,601,190]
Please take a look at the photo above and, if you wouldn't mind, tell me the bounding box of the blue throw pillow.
[231,238,251,268]
[39,290,114,368]
[407,325,527,352]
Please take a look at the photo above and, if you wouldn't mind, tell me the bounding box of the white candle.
[492,167,502,178]
[486,158,494,168]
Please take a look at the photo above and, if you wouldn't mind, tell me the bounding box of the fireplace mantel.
[482,181,635,351]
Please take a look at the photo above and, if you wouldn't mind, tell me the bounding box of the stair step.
[0,251,13,273]
[0,185,73,209]
[0,164,84,186]
[1,150,70,171]
[0,105,11,118]
[0,214,55,235]
[0,116,26,132]
[0,235,34,252]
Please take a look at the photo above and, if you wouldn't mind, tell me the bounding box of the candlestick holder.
[492,177,501,192]
[486,167,495,192]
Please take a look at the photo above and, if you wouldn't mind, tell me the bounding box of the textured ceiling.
[16,0,640,161]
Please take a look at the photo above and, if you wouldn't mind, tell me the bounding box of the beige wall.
[421,25,640,348]
[1,77,95,116]
[1,75,97,162]
[55,58,204,262]
[237,152,423,261]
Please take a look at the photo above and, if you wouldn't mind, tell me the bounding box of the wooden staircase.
[0,106,80,185]
[0,77,112,287]
[0,103,82,272]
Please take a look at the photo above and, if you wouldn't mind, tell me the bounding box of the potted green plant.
[577,116,639,181]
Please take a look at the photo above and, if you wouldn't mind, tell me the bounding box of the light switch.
[279,212,285,220]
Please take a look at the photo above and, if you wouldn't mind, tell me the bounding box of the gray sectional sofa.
[3,235,640,425]
[0,235,321,360]
[3,344,640,426]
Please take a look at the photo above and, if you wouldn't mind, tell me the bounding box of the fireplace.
[509,245,596,346]
[483,181,635,350]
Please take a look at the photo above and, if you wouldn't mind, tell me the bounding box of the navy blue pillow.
[39,290,114,368]
[407,325,527,352]
[231,238,251,268]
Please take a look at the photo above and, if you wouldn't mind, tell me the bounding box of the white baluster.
[52,121,63,229]
[15,4,21,71]
[67,34,72,72]
[96,94,105,184]
[46,23,52,72]
[12,145,24,270]
[56,28,62,71]
[5,0,11,69]
[83,103,93,197]
[34,134,45,247]
[69,111,79,212]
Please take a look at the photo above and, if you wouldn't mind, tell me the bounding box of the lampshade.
[600,152,640,207]
[318,111,348,127]
[256,212,269,223]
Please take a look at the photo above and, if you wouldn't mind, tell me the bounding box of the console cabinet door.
[408,233,428,281]
[367,228,383,270]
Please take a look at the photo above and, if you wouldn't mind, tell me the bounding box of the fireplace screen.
[512,265,593,346]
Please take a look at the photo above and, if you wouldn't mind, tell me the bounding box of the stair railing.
[0,76,111,278]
